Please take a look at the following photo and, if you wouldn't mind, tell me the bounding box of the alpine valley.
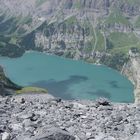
[0,0,140,102]
[0,1,140,140]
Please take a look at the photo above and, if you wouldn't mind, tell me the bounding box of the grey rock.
[23,120,34,128]
[32,127,75,140]
[16,135,31,140]
[72,102,87,109]
[9,123,23,132]
[30,113,40,122]
[0,95,140,140]
[2,132,11,140]
[0,109,6,114]
[131,133,140,140]
[18,113,33,119]
[96,98,111,106]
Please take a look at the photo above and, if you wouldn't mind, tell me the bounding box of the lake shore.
[0,51,134,103]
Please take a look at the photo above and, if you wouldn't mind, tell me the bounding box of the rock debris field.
[0,93,140,140]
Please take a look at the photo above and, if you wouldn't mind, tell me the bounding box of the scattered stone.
[72,102,87,109]
[9,123,23,132]
[18,113,33,119]
[86,132,92,138]
[30,113,40,122]
[32,128,75,140]
[0,125,7,133]
[2,132,10,140]
[0,109,6,114]
[55,98,62,103]
[23,120,34,128]
[21,98,25,104]
[96,98,111,106]
[0,95,140,140]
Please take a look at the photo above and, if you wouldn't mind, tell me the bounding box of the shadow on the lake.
[109,81,119,88]
[26,67,34,71]
[31,75,88,100]
[88,90,111,99]
[109,80,130,89]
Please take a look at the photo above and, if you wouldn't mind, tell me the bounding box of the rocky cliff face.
[0,66,21,96]
[0,0,140,70]
[122,49,140,103]
[122,53,140,103]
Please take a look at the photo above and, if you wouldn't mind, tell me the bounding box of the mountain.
[1,1,140,139]
[0,0,140,70]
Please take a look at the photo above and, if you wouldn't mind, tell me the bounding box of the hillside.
[0,0,140,70]
[0,94,140,140]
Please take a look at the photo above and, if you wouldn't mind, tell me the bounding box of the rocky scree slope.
[0,95,140,140]
[0,0,140,70]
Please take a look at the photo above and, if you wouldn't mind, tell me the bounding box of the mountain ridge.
[0,0,140,71]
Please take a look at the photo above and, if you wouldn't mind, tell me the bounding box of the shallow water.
[0,51,134,102]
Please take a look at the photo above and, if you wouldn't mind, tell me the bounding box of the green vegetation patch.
[0,68,7,81]
[16,86,48,94]
[17,15,33,25]
[84,41,93,53]
[107,32,140,54]
[125,0,140,5]
[9,37,18,45]
[105,9,131,26]
[36,0,47,7]
[65,16,78,26]
[95,30,105,51]
[135,16,140,28]
[100,52,129,70]
[73,0,82,9]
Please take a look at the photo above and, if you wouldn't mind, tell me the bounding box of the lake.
[0,51,134,102]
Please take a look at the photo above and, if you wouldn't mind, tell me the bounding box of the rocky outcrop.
[122,53,140,103]
[0,66,22,96]
[0,94,140,140]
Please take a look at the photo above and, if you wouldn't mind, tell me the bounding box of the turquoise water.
[0,51,134,102]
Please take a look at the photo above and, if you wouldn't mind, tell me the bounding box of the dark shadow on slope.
[31,75,88,100]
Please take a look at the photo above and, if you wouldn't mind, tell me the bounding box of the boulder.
[32,127,75,140]
[2,132,11,140]
[96,98,111,106]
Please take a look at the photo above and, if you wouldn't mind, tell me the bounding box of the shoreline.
[0,49,136,103]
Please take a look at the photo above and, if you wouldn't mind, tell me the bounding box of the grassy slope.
[108,32,140,53]
[35,0,47,7]
[135,16,140,28]
[105,9,131,26]
[16,86,48,94]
